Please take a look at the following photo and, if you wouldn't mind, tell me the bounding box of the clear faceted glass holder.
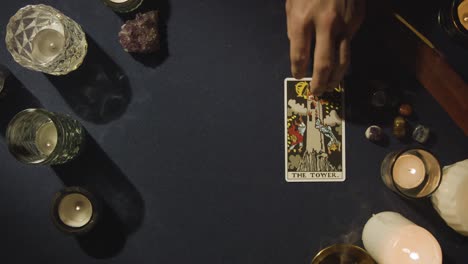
[6,108,85,165]
[5,4,87,75]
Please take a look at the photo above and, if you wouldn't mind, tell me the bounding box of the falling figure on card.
[288,116,306,153]
[287,81,342,172]
[314,113,341,155]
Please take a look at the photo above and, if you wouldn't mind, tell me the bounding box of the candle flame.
[75,205,81,211]
[409,168,417,174]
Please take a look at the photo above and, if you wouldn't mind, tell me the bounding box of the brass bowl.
[311,244,376,264]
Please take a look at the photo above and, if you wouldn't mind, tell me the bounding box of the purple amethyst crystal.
[119,11,160,53]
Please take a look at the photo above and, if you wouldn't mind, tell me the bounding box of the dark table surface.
[0,0,467,263]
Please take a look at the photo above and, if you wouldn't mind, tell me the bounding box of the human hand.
[286,0,365,95]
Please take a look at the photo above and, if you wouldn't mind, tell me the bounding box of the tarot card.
[284,78,346,182]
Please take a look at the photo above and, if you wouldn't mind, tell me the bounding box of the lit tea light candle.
[52,187,99,234]
[393,154,426,189]
[362,212,442,264]
[7,108,85,165]
[58,193,93,228]
[35,121,57,155]
[6,5,88,75]
[381,149,441,198]
[458,0,468,30]
[31,28,66,64]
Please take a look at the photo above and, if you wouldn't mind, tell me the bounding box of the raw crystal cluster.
[119,11,160,53]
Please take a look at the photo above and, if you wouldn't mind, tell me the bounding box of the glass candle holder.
[6,108,84,165]
[311,244,376,264]
[381,148,442,199]
[5,4,87,75]
[102,0,144,13]
[51,186,99,234]
[0,65,9,94]
[439,0,468,47]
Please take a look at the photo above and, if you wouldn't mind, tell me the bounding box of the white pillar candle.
[31,28,65,63]
[431,159,468,236]
[110,0,129,3]
[58,193,93,228]
[362,212,442,264]
[393,154,426,189]
[35,121,57,155]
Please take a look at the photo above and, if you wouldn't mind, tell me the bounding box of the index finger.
[310,25,336,95]
[288,23,313,79]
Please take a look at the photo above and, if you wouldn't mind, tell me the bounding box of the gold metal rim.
[311,244,376,264]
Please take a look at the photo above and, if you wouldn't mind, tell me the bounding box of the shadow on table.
[118,0,171,68]
[47,36,131,124]
[0,74,42,137]
[345,74,401,127]
[52,132,145,259]
[346,11,403,127]
[346,4,431,131]
[402,198,468,264]
[402,198,468,243]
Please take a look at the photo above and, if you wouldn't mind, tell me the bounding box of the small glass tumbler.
[6,108,85,165]
[311,244,376,264]
[5,4,87,75]
[381,148,442,199]
[102,0,144,13]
